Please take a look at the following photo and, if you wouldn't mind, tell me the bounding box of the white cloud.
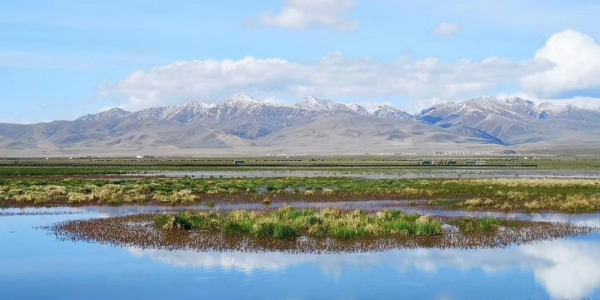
[100,29,600,111]
[102,53,548,111]
[260,0,357,31]
[521,30,600,98]
[433,23,460,38]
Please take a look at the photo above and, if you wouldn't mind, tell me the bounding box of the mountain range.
[2,94,600,155]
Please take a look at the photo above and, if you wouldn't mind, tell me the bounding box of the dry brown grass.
[68,192,92,204]
[92,184,125,203]
[460,193,600,213]
[464,178,600,187]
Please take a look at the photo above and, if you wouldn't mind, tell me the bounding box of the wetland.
[3,160,600,299]
[3,205,600,299]
[2,177,600,213]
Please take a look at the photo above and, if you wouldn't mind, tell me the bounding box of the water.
[2,206,600,300]
[146,169,600,179]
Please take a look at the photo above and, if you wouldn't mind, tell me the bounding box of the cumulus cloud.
[100,29,600,111]
[433,23,460,38]
[260,0,357,31]
[102,53,548,111]
[521,30,600,98]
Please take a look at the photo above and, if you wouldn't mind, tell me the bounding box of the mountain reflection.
[128,238,600,299]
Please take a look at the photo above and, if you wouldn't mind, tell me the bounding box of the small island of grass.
[155,207,454,240]
[48,207,596,253]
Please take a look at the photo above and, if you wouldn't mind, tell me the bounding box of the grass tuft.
[156,207,444,240]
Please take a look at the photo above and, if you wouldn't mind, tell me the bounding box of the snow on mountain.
[78,95,415,125]
[416,96,600,145]
[132,101,214,123]
[222,94,267,109]
[419,97,545,123]
[76,108,131,122]
[14,94,600,151]
[348,104,370,115]
[295,96,351,111]
[78,94,600,142]
[372,105,413,120]
[536,102,600,123]
[537,102,569,113]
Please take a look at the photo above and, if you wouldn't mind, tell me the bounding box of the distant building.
[503,150,516,154]
[234,160,245,166]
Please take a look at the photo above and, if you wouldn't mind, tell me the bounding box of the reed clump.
[459,193,600,212]
[155,207,445,240]
[92,184,125,204]
[67,192,92,204]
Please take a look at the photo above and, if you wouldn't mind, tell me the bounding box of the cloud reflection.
[128,237,600,299]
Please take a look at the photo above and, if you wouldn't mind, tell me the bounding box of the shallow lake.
[2,206,600,300]
[147,169,600,180]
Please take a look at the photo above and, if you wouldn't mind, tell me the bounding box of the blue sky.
[2,0,600,123]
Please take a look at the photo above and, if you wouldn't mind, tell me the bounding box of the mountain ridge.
[3,94,600,154]
[77,95,600,124]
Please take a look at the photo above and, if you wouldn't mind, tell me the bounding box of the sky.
[2,0,600,123]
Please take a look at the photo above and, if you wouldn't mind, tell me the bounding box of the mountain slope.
[2,95,600,154]
[417,97,600,145]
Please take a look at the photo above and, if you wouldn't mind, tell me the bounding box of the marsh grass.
[2,177,600,212]
[155,207,445,240]
[50,214,597,253]
[450,217,502,233]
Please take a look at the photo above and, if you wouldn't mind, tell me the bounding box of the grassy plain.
[1,155,600,177]
[1,176,600,212]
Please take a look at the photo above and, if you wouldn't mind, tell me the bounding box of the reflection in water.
[522,240,600,299]
[147,170,600,180]
[4,206,600,299]
[128,238,600,299]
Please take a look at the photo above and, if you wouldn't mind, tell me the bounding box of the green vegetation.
[1,177,600,212]
[454,179,600,213]
[450,217,502,233]
[155,207,445,239]
[2,155,600,176]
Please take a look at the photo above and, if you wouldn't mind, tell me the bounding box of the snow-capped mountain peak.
[295,96,325,110]
[372,105,413,119]
[536,102,569,113]
[224,94,265,108]
[295,96,346,111]
[76,107,131,122]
